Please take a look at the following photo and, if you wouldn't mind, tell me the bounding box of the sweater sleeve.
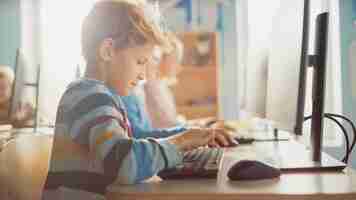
[68,92,183,184]
[122,94,187,139]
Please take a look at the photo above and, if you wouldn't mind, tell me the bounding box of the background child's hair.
[0,65,15,84]
[163,32,184,63]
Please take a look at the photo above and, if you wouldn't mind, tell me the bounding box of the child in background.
[122,32,235,147]
[143,32,183,129]
[0,65,34,128]
[0,66,14,122]
[143,33,218,129]
[122,40,188,139]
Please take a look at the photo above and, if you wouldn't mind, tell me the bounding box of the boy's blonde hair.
[82,0,171,66]
[0,65,15,84]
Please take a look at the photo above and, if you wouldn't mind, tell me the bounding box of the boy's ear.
[99,38,115,62]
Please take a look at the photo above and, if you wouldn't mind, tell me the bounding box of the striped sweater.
[121,93,186,139]
[46,79,183,194]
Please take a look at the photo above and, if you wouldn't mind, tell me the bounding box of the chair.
[0,134,53,200]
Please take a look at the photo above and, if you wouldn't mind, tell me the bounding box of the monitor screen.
[266,0,307,132]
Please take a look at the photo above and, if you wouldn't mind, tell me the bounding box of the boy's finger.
[216,134,229,146]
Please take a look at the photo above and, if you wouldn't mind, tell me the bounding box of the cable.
[324,115,350,163]
[304,115,312,121]
[325,113,356,159]
[304,114,351,163]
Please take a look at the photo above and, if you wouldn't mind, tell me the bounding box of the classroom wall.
[0,0,21,68]
[20,0,41,75]
[325,0,356,168]
[218,1,240,120]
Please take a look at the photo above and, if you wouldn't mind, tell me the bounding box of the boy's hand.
[208,128,238,148]
[168,128,215,152]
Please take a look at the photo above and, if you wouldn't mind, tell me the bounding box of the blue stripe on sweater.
[132,140,154,181]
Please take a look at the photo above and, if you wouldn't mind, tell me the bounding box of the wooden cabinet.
[172,32,219,119]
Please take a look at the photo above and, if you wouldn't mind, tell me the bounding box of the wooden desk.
[106,141,356,200]
[0,134,53,200]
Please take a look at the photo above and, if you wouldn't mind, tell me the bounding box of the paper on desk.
[224,118,275,135]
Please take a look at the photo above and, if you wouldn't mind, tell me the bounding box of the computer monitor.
[294,1,330,161]
[294,0,311,136]
[266,0,308,133]
[310,12,329,162]
[267,0,327,140]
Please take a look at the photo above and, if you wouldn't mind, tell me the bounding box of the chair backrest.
[0,134,53,200]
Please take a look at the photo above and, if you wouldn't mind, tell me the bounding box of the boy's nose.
[137,72,145,80]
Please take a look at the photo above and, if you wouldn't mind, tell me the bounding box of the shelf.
[173,69,217,106]
[172,31,219,119]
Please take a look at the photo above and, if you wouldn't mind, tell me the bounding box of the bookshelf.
[172,32,219,119]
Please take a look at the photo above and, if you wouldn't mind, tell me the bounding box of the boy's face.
[108,43,155,95]
[0,77,11,105]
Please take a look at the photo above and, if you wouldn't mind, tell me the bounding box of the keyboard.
[158,147,224,179]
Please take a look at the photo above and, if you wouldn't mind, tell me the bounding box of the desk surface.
[106,140,356,200]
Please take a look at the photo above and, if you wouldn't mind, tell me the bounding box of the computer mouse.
[227,160,281,181]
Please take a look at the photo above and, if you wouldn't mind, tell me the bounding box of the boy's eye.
[137,58,148,65]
